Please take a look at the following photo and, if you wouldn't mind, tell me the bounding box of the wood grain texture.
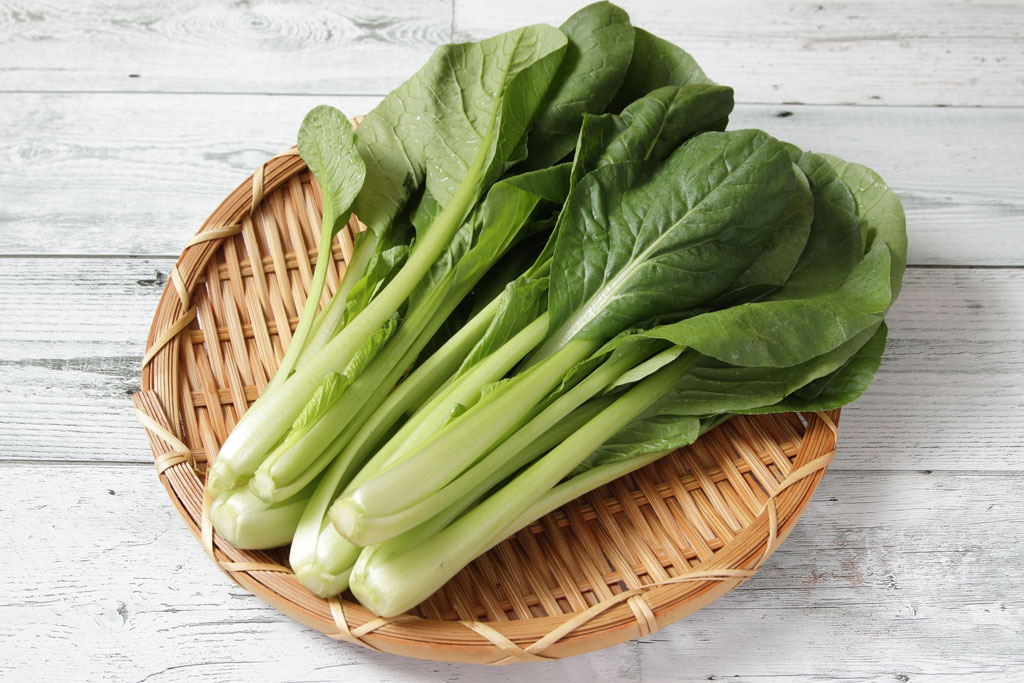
[455,0,1024,107]
[3,259,1021,470]
[0,93,379,257]
[2,93,1022,264]
[4,0,1021,107]
[0,0,450,94]
[2,462,1020,682]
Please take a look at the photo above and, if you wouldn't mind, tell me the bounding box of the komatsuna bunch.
[207,2,907,618]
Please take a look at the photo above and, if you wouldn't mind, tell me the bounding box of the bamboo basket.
[132,142,839,664]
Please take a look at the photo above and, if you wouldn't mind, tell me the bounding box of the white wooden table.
[2,1,1022,680]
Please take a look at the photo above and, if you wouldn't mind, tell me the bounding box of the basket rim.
[133,149,838,664]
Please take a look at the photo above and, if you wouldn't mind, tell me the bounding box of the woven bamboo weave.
[132,143,840,664]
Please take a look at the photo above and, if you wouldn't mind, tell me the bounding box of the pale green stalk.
[349,352,699,617]
[207,152,487,496]
[333,342,654,545]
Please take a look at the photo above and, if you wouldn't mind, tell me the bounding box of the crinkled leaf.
[289,306,399,435]
[524,2,635,168]
[343,313,400,383]
[296,105,366,237]
[343,245,410,324]
[290,371,348,433]
[457,274,550,377]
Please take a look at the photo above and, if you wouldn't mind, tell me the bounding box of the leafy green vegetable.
[540,129,795,356]
[206,3,907,619]
[206,106,365,495]
[352,25,567,234]
[208,25,569,497]
[752,322,889,413]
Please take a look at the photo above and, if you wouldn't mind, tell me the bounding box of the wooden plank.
[1,463,1020,681]
[0,93,379,257]
[4,0,1021,108]
[2,93,1022,265]
[2,259,1021,470]
[455,0,1024,107]
[0,0,450,95]
[0,257,170,463]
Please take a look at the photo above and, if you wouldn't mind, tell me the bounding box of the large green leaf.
[609,27,714,112]
[780,151,863,295]
[546,129,795,349]
[645,238,891,367]
[822,156,908,302]
[524,2,635,168]
[639,321,883,420]
[351,25,568,237]
[715,165,814,304]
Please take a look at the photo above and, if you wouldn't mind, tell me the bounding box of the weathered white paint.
[1,94,1021,263]
[0,0,451,94]
[454,0,1024,107]
[2,0,1022,680]
[3,1,1021,106]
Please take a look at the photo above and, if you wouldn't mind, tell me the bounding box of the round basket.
[132,143,839,665]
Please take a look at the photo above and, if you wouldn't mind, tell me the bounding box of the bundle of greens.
[208,2,906,618]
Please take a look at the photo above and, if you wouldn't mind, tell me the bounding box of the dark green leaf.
[547,129,795,348]
[580,414,700,470]
[572,84,734,186]
[610,27,714,112]
[645,239,891,367]
[780,151,863,295]
[714,164,814,304]
[822,155,908,302]
[776,322,889,410]
[524,2,635,168]
[642,322,883,419]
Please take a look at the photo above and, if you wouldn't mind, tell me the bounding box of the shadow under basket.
[132,146,839,665]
